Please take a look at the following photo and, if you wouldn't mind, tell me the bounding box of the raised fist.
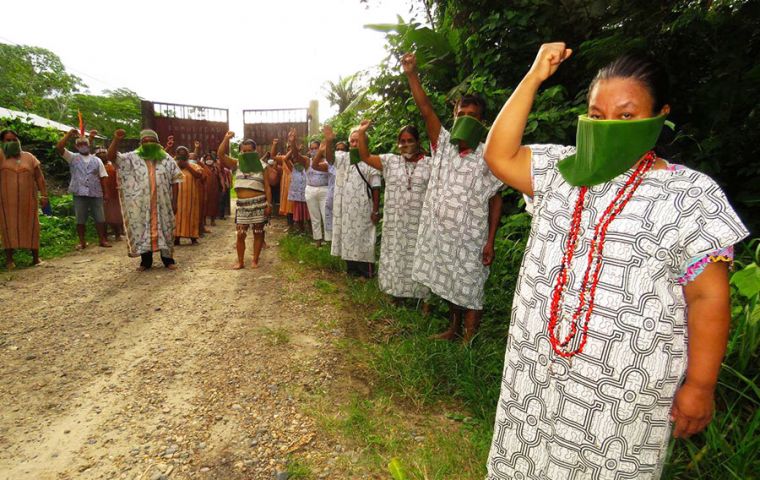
[401,53,417,75]
[527,42,573,83]
[114,129,126,139]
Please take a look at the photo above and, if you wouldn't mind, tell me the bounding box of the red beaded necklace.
[548,151,657,358]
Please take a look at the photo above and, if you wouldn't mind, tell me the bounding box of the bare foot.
[263,242,269,249]
[32,260,44,267]
[251,260,260,269]
[165,264,178,270]
[136,265,149,272]
[429,329,458,341]
[231,263,245,270]
[202,228,212,234]
[99,242,112,248]
[76,243,88,250]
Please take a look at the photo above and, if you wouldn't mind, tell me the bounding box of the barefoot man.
[217,131,273,269]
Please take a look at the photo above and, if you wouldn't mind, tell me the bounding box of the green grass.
[1,194,100,270]
[281,230,760,479]
[258,326,291,345]
[279,234,345,272]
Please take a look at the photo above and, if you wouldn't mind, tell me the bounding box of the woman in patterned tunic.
[482,43,749,479]
[355,120,431,302]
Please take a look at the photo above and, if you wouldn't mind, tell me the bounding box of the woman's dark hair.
[397,125,420,143]
[589,54,671,113]
[240,139,257,149]
[0,129,19,141]
[310,140,321,147]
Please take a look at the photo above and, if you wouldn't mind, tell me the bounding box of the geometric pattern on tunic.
[486,144,749,480]
[377,153,431,299]
[330,151,382,263]
[412,127,503,309]
[115,152,183,258]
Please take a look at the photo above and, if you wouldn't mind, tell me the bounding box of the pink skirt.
[292,201,310,222]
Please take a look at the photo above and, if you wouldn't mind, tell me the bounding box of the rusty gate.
[242,108,311,153]
[141,101,229,154]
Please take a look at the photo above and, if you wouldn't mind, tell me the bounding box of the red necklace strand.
[548,151,656,358]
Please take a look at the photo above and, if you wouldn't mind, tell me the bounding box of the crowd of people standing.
[0,43,750,479]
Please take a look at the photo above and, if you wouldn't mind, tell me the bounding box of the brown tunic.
[279,163,293,216]
[103,162,123,226]
[203,164,221,218]
[0,152,42,250]
[175,166,202,239]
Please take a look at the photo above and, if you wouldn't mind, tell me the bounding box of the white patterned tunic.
[330,151,382,263]
[412,127,504,309]
[377,154,432,299]
[115,152,183,258]
[487,145,748,480]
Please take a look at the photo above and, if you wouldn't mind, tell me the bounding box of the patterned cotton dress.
[377,154,431,299]
[115,152,183,258]
[486,145,749,480]
[330,151,382,263]
[412,127,504,309]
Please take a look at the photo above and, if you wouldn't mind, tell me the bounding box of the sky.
[3,0,421,134]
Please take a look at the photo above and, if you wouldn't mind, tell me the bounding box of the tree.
[323,75,363,114]
[65,88,142,139]
[0,43,84,121]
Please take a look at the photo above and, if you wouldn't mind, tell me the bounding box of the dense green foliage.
[0,43,142,148]
[320,1,760,477]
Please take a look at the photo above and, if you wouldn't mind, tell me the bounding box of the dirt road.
[0,217,351,479]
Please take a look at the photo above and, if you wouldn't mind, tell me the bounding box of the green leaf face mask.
[558,115,667,187]
[349,148,361,165]
[450,115,488,150]
[2,140,21,157]
[136,142,166,161]
[239,152,262,173]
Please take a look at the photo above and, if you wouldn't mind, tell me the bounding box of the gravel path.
[0,216,350,479]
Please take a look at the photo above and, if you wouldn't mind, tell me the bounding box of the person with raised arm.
[56,128,111,249]
[107,129,182,271]
[356,119,431,306]
[216,131,272,269]
[323,124,382,278]
[482,43,748,478]
[173,145,205,245]
[402,52,504,342]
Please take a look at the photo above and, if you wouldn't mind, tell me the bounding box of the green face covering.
[136,142,166,161]
[239,152,263,173]
[558,115,667,187]
[2,140,21,157]
[349,148,361,165]
[450,115,488,150]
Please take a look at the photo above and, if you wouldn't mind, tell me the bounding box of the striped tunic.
[175,165,203,239]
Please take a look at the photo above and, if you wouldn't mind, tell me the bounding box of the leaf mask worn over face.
[450,116,488,150]
[239,152,263,173]
[136,143,166,161]
[2,140,21,157]
[558,115,667,187]
[349,148,361,165]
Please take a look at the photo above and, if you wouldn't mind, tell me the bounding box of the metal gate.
[141,101,229,154]
[242,108,311,152]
